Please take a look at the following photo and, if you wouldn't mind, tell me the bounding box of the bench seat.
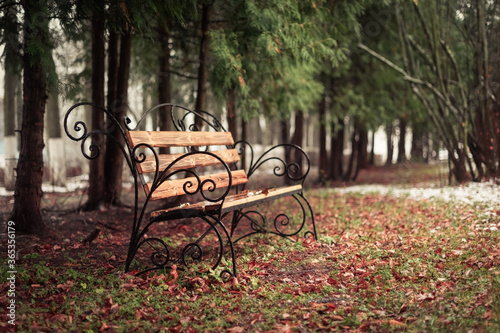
[150,184,303,217]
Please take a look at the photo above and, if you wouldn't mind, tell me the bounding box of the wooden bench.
[64,103,317,278]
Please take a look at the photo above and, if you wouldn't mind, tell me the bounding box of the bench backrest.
[126,131,247,200]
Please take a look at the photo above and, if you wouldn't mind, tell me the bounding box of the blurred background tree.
[1,0,498,236]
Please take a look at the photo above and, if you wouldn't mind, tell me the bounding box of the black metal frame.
[64,103,316,279]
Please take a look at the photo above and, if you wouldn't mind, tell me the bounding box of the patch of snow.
[331,180,500,206]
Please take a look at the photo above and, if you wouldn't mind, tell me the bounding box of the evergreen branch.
[439,39,468,112]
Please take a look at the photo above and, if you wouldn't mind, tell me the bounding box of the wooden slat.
[149,185,303,218]
[137,149,241,174]
[216,185,303,213]
[126,131,234,148]
[145,170,248,200]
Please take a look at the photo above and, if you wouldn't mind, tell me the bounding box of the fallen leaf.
[120,283,137,289]
[170,264,178,283]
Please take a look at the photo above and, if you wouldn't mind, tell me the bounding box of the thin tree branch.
[358,42,464,125]
[412,2,435,55]
[169,70,197,80]
[439,39,468,112]
[406,34,435,73]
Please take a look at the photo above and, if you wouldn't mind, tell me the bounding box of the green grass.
[2,189,499,332]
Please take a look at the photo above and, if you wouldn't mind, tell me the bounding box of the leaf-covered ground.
[1,163,499,332]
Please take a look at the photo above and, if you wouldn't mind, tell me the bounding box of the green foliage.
[209,0,345,119]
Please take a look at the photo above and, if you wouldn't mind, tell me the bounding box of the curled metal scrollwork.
[234,141,310,184]
[67,120,87,141]
[234,141,254,173]
[177,109,225,133]
[274,213,290,228]
[130,103,226,133]
[220,269,234,281]
[132,143,155,165]
[64,102,135,172]
[153,152,233,203]
[272,194,312,238]
[182,243,203,265]
[231,193,316,243]
[135,237,170,268]
[200,179,217,194]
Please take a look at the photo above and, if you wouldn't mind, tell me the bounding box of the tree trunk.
[386,123,394,165]
[344,128,358,182]
[397,118,407,163]
[410,125,424,162]
[451,149,469,183]
[318,92,328,181]
[253,117,264,145]
[352,124,368,181]
[3,48,19,191]
[329,118,344,180]
[476,0,496,176]
[194,2,212,129]
[107,30,118,113]
[467,134,484,180]
[357,127,369,170]
[423,131,429,163]
[47,82,66,187]
[281,119,291,176]
[369,130,375,165]
[84,4,106,210]
[104,30,132,205]
[240,116,247,170]
[158,20,172,154]
[10,0,49,235]
[291,110,304,167]
[494,102,500,177]
[226,87,238,140]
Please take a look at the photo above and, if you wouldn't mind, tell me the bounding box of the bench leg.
[125,212,238,279]
[295,192,318,240]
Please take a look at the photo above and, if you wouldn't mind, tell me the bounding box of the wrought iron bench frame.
[64,103,317,278]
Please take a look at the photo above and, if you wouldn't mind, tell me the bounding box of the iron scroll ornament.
[129,103,227,133]
[234,141,311,184]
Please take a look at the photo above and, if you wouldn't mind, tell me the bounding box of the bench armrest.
[234,141,310,185]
